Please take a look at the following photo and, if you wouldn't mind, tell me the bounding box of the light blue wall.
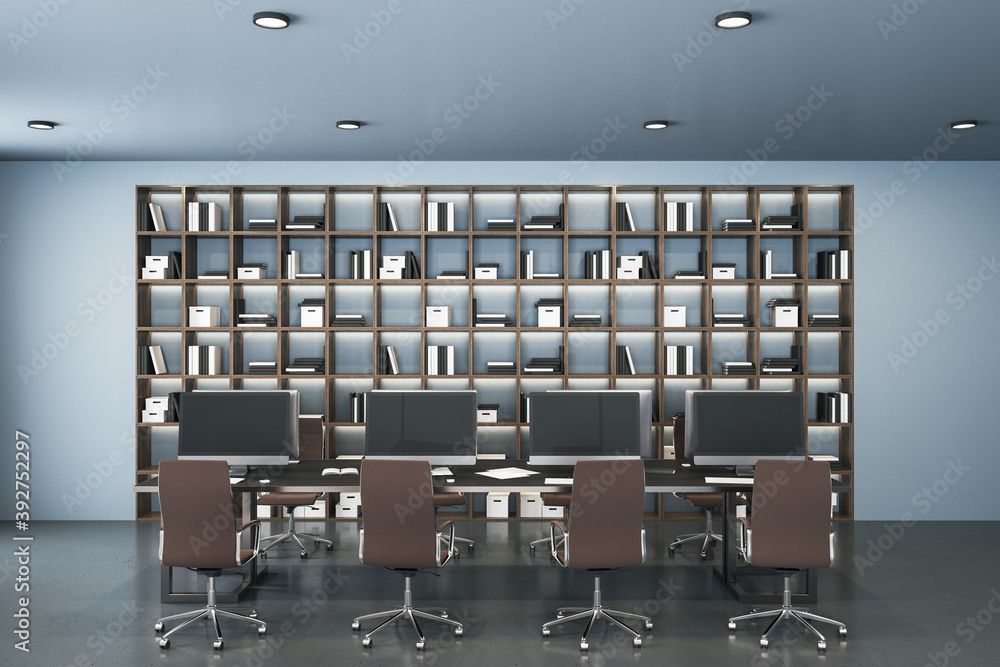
[1,160,998,521]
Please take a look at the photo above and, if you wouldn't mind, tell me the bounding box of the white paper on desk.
[431,467,453,476]
[705,476,749,485]
[544,477,574,485]
[229,477,245,485]
[476,467,540,480]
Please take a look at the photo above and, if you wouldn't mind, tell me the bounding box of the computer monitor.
[364,390,477,466]
[178,390,300,467]
[528,390,653,465]
[684,390,805,468]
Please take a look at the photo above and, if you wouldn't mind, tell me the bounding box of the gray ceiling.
[2,0,997,161]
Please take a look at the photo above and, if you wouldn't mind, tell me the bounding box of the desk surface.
[134,458,850,495]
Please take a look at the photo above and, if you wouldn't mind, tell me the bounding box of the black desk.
[137,458,850,603]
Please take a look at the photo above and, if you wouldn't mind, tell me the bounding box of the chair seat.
[258,492,318,506]
[677,492,723,507]
[433,492,465,506]
[542,492,571,506]
[239,549,255,565]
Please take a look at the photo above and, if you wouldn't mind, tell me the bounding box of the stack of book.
[287,215,324,231]
[616,345,636,375]
[665,345,695,375]
[713,312,750,327]
[487,361,516,375]
[817,392,852,423]
[426,345,456,375]
[522,203,563,230]
[486,219,515,231]
[248,361,277,375]
[808,454,841,470]
[817,249,852,279]
[333,314,366,327]
[138,345,168,375]
[760,249,798,279]
[187,202,224,231]
[520,250,558,278]
[377,202,399,231]
[722,218,755,231]
[472,298,513,327]
[523,346,563,374]
[615,202,636,231]
[437,269,468,279]
[569,314,601,327]
[237,263,267,279]
[761,345,802,374]
[236,312,277,327]
[426,202,455,231]
[665,201,695,231]
[247,218,277,231]
[199,270,229,279]
[674,250,707,279]
[584,249,612,279]
[350,392,367,422]
[535,298,563,327]
[761,216,801,230]
[350,249,373,279]
[140,202,167,231]
[376,345,399,375]
[286,357,324,374]
[187,345,223,375]
[808,313,842,327]
[721,361,755,375]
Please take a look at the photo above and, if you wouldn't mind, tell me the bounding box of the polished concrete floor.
[1,519,997,666]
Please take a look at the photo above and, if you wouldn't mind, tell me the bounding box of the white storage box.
[188,306,221,327]
[145,396,169,411]
[141,409,165,423]
[520,492,542,517]
[616,267,639,279]
[772,306,799,327]
[288,501,325,518]
[712,266,735,279]
[145,255,169,269]
[474,266,498,279]
[542,505,565,518]
[339,492,361,507]
[378,267,401,279]
[537,306,561,327]
[664,306,686,327]
[142,267,167,280]
[237,267,265,279]
[487,492,510,518]
[476,408,498,422]
[335,503,360,518]
[426,306,451,327]
[301,306,324,327]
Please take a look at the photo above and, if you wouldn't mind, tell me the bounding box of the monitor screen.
[178,390,299,466]
[684,390,805,467]
[528,390,652,465]
[364,390,477,465]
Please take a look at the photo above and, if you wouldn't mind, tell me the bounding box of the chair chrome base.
[154,572,266,649]
[352,573,463,650]
[541,574,651,651]
[261,510,333,558]
[441,534,475,558]
[728,571,846,651]
[668,507,721,559]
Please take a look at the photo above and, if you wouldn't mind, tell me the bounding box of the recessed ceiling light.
[644,121,669,130]
[253,12,290,29]
[951,120,978,130]
[27,120,56,130]
[715,11,752,29]
[336,120,362,130]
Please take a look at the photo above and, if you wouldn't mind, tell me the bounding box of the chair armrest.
[549,520,568,565]
[237,519,262,557]
[437,520,456,566]
[640,525,646,564]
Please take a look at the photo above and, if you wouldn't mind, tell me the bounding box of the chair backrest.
[672,416,688,461]
[159,459,239,569]
[750,459,832,569]
[566,459,645,569]
[359,459,438,569]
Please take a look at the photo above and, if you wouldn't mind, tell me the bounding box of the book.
[148,203,166,231]
[322,467,359,476]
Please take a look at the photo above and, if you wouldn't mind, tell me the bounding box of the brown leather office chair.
[154,459,267,650]
[352,459,464,650]
[258,416,333,558]
[669,416,724,559]
[728,459,847,651]
[433,491,475,556]
[529,491,570,553]
[542,459,652,651]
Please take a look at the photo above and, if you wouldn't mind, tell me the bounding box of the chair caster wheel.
[644,620,653,630]
[300,551,308,559]
[154,621,164,632]
[839,627,847,637]
[213,640,224,650]
[260,552,267,559]
[416,640,425,650]
[362,637,372,648]
[580,641,589,651]
[454,626,463,636]
[352,621,361,630]
[258,625,267,635]
[542,628,550,637]
[440,611,448,619]
[728,621,736,631]
[760,638,769,648]
[468,545,474,552]
[249,610,257,618]
[327,544,334,551]
[818,640,827,651]
[556,612,565,619]
[529,545,536,552]
[158,638,170,649]
[633,637,642,647]
[699,553,707,561]
[668,547,675,555]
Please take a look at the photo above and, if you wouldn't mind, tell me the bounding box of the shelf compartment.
[333,188,375,232]
[615,283,656,327]
[471,189,516,231]
[472,331,517,375]
[566,187,610,231]
[614,189,656,232]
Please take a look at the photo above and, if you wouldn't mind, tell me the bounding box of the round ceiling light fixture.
[950,120,978,130]
[253,12,290,29]
[336,120,362,130]
[644,120,669,130]
[715,11,752,29]
[27,120,56,130]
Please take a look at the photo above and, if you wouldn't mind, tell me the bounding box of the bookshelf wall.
[135,185,854,521]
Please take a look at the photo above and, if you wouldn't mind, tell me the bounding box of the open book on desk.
[322,467,359,476]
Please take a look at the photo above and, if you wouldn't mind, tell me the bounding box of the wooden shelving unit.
[135,184,854,521]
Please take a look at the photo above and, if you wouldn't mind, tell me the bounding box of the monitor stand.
[733,465,755,477]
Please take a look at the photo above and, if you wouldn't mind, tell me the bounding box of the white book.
[624,202,635,231]
[386,346,399,375]
[149,345,167,375]
[624,346,636,375]
[285,250,300,279]
[387,202,399,231]
[148,203,166,231]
